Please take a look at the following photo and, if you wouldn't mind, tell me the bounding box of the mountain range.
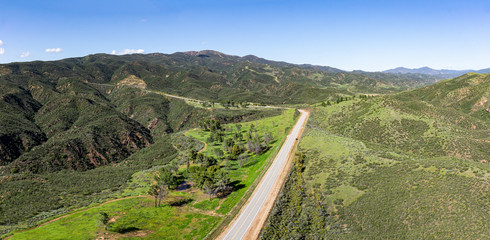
[2,50,489,174]
[384,66,490,78]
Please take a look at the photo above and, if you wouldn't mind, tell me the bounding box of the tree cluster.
[189,165,232,198]
[220,100,249,108]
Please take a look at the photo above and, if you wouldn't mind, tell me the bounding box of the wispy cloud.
[20,51,30,58]
[0,40,3,46]
[0,48,4,55]
[45,48,63,53]
[111,49,145,55]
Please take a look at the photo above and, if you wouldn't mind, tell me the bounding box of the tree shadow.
[169,198,193,207]
[115,227,141,234]
[230,180,245,192]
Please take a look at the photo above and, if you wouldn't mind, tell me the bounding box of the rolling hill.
[262,73,489,239]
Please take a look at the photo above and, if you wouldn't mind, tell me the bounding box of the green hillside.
[262,73,489,239]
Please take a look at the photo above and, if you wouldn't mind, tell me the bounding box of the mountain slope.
[316,73,489,162]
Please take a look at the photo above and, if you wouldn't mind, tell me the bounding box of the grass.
[192,198,220,211]
[9,197,220,240]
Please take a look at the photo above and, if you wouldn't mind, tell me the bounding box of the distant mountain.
[383,66,490,79]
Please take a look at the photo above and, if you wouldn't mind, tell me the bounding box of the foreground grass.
[9,197,220,240]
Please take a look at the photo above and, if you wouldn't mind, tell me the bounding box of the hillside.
[262,73,489,239]
[317,73,489,162]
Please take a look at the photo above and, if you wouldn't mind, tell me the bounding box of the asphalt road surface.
[221,109,309,240]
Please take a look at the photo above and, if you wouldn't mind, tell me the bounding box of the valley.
[0,52,488,240]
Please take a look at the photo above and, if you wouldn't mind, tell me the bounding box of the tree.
[203,180,217,198]
[236,124,242,132]
[157,185,169,206]
[214,169,232,197]
[238,153,249,167]
[214,148,224,158]
[204,155,217,167]
[98,212,110,230]
[156,167,179,189]
[264,132,273,146]
[231,144,242,158]
[187,148,197,171]
[189,165,231,198]
[148,184,168,207]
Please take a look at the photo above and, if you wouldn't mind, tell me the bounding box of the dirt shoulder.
[217,110,310,239]
[243,110,309,239]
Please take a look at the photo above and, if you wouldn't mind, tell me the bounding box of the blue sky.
[1,0,489,71]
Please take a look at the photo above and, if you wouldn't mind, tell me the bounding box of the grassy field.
[6,109,298,239]
[9,196,220,240]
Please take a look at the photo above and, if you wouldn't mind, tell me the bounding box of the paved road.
[221,110,309,240]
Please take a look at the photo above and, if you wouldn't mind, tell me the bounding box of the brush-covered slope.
[316,73,489,162]
[262,73,489,239]
[0,76,154,172]
[395,72,489,121]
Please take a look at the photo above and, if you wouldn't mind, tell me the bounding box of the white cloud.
[20,51,30,58]
[45,48,63,53]
[111,49,145,55]
[0,40,3,46]
[0,48,4,55]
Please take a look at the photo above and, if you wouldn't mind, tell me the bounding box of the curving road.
[221,109,309,240]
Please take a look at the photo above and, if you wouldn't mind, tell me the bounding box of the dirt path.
[5,195,152,239]
[197,141,208,154]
